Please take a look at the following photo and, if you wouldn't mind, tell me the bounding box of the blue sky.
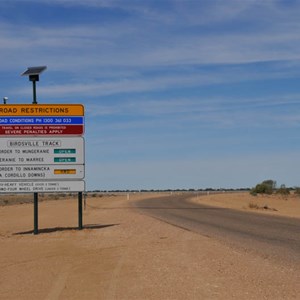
[1,0,300,190]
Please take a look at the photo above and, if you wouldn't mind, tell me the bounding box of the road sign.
[0,115,84,136]
[0,104,84,116]
[0,125,84,135]
[0,137,84,165]
[0,180,85,193]
[0,164,84,180]
[0,116,84,125]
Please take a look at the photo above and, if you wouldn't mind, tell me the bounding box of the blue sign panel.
[0,117,84,125]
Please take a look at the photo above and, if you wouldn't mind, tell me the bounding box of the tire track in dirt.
[105,248,129,300]
[45,263,72,300]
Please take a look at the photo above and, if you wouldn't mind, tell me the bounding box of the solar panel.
[21,66,47,76]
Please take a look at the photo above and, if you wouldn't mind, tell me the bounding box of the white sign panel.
[0,137,84,165]
[0,180,85,193]
[0,165,84,180]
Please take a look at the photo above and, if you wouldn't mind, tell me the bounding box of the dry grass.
[248,202,277,211]
[0,193,78,206]
[248,202,260,209]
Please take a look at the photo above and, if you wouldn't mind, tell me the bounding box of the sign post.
[34,193,38,234]
[78,192,83,230]
[0,65,86,234]
[0,105,85,233]
[21,66,47,234]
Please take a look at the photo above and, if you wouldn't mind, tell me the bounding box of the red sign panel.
[0,125,84,136]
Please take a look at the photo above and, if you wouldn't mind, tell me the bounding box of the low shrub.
[276,185,290,196]
[294,187,300,195]
[248,202,259,209]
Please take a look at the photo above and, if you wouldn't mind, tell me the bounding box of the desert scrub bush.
[276,184,290,196]
[250,179,276,195]
[294,187,300,196]
[48,194,60,200]
[248,202,259,209]
[248,202,277,211]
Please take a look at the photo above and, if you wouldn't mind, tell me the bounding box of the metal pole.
[33,193,38,234]
[32,80,37,104]
[21,68,46,235]
[78,192,83,230]
[32,79,38,234]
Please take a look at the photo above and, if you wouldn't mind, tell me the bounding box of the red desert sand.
[0,192,300,299]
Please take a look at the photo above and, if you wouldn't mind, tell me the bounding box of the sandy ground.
[190,191,300,219]
[1,192,300,300]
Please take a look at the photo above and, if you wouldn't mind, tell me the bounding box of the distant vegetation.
[88,188,250,193]
[250,180,295,196]
[276,184,290,196]
[250,180,276,195]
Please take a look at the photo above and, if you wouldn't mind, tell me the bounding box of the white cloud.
[82,92,300,134]
[10,61,300,100]
[1,0,300,74]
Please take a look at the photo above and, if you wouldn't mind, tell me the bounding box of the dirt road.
[0,193,300,299]
[134,194,300,266]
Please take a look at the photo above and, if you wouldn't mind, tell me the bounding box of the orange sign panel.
[54,169,77,175]
[0,104,84,116]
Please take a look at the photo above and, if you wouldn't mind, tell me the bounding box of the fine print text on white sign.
[0,180,85,193]
[0,137,84,165]
[0,165,84,180]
